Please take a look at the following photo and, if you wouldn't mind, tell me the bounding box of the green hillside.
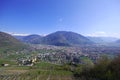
[0,31,26,55]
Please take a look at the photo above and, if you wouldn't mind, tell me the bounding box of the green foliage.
[81,57,94,68]
[107,56,120,80]
[73,56,120,80]
[0,59,16,67]
[60,64,72,71]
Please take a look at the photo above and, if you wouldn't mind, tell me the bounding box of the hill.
[42,31,94,46]
[0,31,25,53]
[20,34,42,44]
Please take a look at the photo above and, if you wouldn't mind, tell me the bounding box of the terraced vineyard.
[0,62,74,80]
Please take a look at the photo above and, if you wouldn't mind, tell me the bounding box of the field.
[0,61,74,80]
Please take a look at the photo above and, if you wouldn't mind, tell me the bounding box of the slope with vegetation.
[0,31,27,58]
[73,56,120,80]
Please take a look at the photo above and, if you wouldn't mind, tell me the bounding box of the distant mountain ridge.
[14,31,94,46]
[87,37,119,43]
[115,39,120,43]
[15,34,42,44]
[12,31,120,46]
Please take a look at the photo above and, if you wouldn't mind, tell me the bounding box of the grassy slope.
[0,32,28,59]
[0,61,73,80]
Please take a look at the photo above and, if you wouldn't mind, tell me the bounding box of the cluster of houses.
[0,57,37,67]
[15,46,101,66]
[1,46,103,67]
[36,49,100,64]
[17,56,37,66]
[1,44,119,67]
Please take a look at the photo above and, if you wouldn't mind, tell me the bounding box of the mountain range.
[14,31,94,46]
[14,31,120,46]
[1,31,119,49]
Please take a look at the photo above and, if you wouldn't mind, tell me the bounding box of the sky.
[0,0,120,37]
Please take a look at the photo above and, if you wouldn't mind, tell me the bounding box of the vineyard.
[0,62,74,80]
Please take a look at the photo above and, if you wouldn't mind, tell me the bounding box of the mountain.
[14,36,25,40]
[22,34,42,44]
[0,31,25,52]
[14,34,42,44]
[87,37,119,43]
[42,31,94,46]
[115,39,120,43]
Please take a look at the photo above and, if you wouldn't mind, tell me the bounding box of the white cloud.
[87,31,108,37]
[7,32,30,36]
[11,33,30,36]
[40,34,47,36]
[6,32,47,36]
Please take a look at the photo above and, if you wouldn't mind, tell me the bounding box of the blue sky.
[0,0,120,37]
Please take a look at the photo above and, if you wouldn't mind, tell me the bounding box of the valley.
[0,31,120,80]
[1,0,120,79]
